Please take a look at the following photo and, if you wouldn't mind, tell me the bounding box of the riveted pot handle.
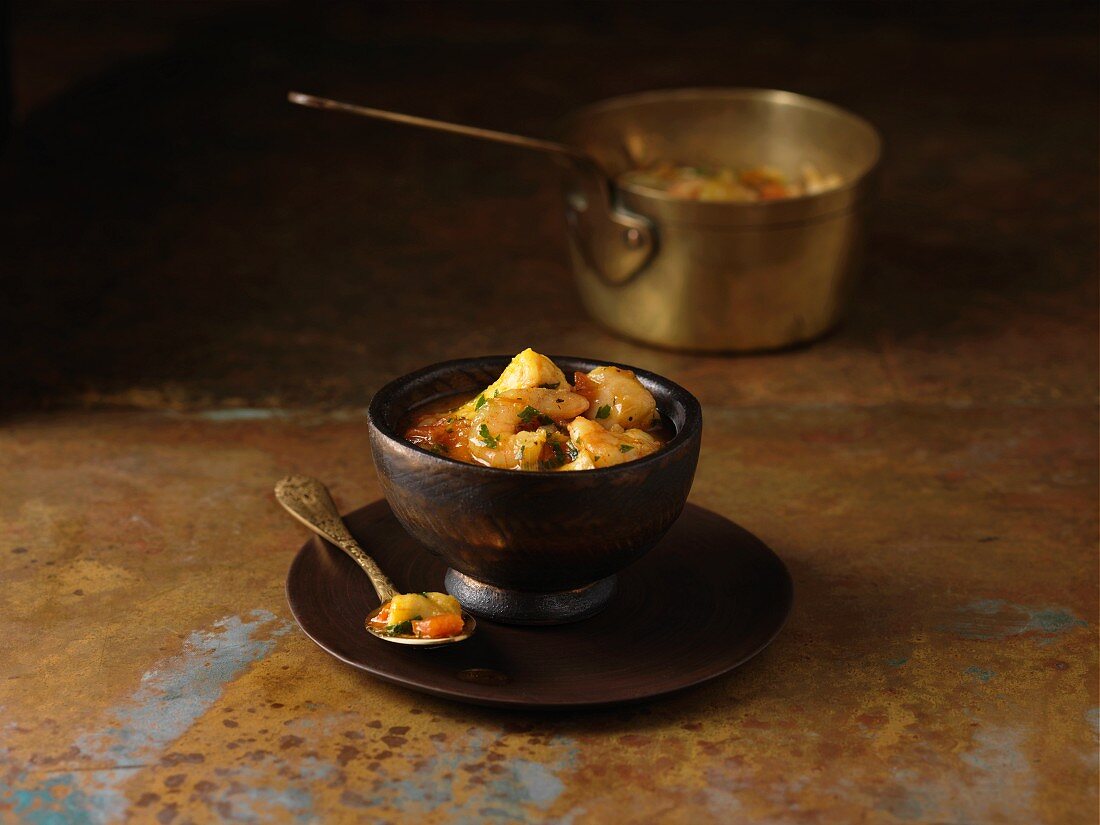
[560,158,656,286]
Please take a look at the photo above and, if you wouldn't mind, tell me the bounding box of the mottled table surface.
[2,3,1097,823]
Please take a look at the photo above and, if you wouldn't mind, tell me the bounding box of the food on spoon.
[619,161,843,202]
[368,591,465,639]
[402,350,670,471]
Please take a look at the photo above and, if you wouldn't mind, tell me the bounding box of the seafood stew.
[401,349,672,471]
[619,161,843,202]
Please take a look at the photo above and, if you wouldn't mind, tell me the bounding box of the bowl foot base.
[444,569,617,626]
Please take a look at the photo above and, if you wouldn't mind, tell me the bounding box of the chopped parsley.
[517,405,540,423]
[619,444,634,453]
[478,424,500,448]
[546,441,568,469]
[474,394,487,410]
[538,382,560,390]
[538,414,554,426]
[386,618,419,636]
[596,404,611,419]
[540,437,581,470]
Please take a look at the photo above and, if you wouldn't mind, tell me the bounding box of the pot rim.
[559,86,883,226]
[367,354,703,479]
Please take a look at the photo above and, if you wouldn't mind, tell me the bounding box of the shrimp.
[469,388,589,470]
[556,450,596,472]
[562,417,661,469]
[454,349,568,420]
[572,366,657,431]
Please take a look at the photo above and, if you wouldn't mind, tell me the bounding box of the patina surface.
[1,3,1097,823]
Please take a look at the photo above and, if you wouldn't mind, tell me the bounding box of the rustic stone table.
[2,3,1096,822]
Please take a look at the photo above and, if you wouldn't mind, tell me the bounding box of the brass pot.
[558,88,882,352]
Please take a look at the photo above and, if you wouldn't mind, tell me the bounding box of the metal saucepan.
[290,88,882,352]
[558,88,882,352]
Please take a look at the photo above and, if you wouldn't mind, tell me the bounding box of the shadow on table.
[348,552,930,739]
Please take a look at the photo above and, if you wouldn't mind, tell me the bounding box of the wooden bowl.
[367,356,702,624]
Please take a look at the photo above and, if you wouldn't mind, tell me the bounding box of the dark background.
[1,8,1097,819]
[2,1,1097,412]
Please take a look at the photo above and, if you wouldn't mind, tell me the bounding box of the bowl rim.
[367,354,703,478]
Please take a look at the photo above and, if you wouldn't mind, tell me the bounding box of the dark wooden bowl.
[367,356,702,623]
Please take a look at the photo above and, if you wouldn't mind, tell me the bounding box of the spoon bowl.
[365,604,477,646]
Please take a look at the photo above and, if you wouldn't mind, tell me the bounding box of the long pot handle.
[288,91,655,285]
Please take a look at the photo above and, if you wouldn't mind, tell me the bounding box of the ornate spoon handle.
[275,475,398,603]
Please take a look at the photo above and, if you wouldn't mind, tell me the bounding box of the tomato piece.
[369,605,390,627]
[412,613,465,638]
[572,371,599,404]
[404,417,473,463]
[758,183,789,200]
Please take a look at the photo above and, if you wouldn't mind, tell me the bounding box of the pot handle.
[561,158,656,286]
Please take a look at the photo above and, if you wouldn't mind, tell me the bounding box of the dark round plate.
[286,500,792,709]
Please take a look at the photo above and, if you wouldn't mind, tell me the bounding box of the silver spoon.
[275,475,475,646]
